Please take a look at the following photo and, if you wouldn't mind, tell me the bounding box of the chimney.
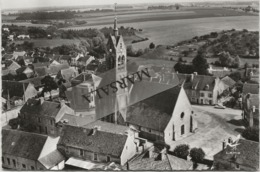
[39,97,44,104]
[191,74,194,81]
[222,140,227,150]
[252,106,256,113]
[60,100,65,107]
[193,72,198,76]
[92,126,100,135]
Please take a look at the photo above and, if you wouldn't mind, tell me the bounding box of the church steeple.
[114,17,118,37]
[113,3,118,37]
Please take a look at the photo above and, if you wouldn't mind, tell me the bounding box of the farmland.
[13,38,82,48]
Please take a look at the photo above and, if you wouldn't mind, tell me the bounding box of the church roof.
[127,84,181,131]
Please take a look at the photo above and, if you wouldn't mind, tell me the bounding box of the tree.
[192,53,209,75]
[190,148,205,163]
[242,127,259,142]
[172,144,190,160]
[58,78,67,99]
[41,75,58,99]
[9,118,20,129]
[229,71,241,82]
[149,42,155,49]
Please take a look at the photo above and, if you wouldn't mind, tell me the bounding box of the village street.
[171,105,244,160]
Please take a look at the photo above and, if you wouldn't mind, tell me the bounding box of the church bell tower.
[106,3,129,124]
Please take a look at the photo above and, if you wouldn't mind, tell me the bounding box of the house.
[213,138,259,170]
[126,145,193,170]
[66,81,95,112]
[77,55,95,67]
[242,83,259,96]
[207,65,231,78]
[71,54,81,66]
[50,60,61,66]
[17,34,30,39]
[59,55,72,65]
[70,72,94,86]
[58,124,137,167]
[6,60,21,71]
[221,76,236,88]
[245,67,259,83]
[13,51,27,60]
[34,66,48,77]
[19,98,75,136]
[2,81,38,106]
[33,62,50,68]
[8,35,14,41]
[16,66,34,78]
[56,67,78,82]
[2,54,14,61]
[2,129,65,170]
[242,93,259,127]
[3,27,10,32]
[177,73,226,105]
[48,64,70,76]
[126,83,198,147]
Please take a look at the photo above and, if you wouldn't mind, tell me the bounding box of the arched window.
[118,56,121,66]
[121,55,125,64]
[181,112,184,119]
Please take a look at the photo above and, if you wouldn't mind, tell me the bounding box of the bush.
[172,144,190,160]
[149,42,155,49]
[9,118,20,129]
[242,127,259,142]
[190,148,205,163]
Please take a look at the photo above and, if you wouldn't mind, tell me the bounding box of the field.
[60,7,258,50]
[14,38,82,48]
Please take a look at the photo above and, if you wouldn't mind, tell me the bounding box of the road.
[170,105,244,160]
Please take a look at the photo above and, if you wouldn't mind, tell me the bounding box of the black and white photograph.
[0,0,259,171]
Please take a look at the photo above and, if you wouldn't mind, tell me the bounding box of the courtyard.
[170,105,244,160]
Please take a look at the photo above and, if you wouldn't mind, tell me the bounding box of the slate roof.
[35,66,48,76]
[177,74,216,91]
[16,66,32,74]
[56,67,78,81]
[243,83,259,95]
[19,76,45,88]
[127,149,193,170]
[214,139,259,170]
[127,84,181,131]
[20,99,61,118]
[38,150,65,169]
[211,70,231,78]
[33,62,50,68]
[221,76,236,87]
[2,129,47,160]
[83,120,129,135]
[59,125,128,157]
[48,64,70,75]
[60,113,94,127]
[60,55,71,60]
[2,81,29,99]
[77,56,93,63]
[2,54,13,60]
[71,72,94,86]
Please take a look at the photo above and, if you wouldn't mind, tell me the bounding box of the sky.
[1,0,252,10]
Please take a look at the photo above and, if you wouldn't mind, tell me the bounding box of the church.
[90,15,198,147]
